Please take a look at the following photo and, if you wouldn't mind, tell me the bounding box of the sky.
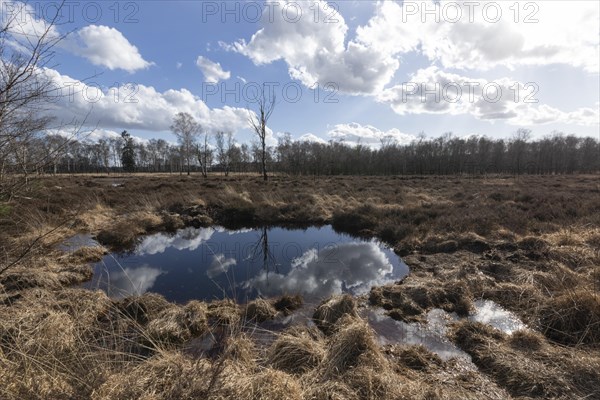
[2,0,599,147]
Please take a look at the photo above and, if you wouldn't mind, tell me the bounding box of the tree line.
[2,126,598,178]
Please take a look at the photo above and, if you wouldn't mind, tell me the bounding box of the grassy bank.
[1,174,599,399]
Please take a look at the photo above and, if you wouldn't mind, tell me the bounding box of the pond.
[84,225,409,304]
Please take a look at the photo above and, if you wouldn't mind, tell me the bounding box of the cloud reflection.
[244,242,395,299]
[104,265,162,299]
[206,253,237,278]
[136,227,216,255]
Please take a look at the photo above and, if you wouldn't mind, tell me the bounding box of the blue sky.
[4,0,599,146]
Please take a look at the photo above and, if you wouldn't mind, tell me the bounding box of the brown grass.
[267,327,325,375]
[538,289,600,345]
[312,294,358,334]
[1,174,600,399]
[244,298,278,323]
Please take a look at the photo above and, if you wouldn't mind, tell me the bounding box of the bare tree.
[248,85,275,181]
[215,131,234,176]
[170,112,200,175]
[197,132,213,178]
[0,2,66,198]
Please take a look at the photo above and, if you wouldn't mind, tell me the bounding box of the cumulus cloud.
[327,123,417,148]
[196,56,231,83]
[243,242,397,300]
[378,67,599,127]
[297,133,328,144]
[64,25,153,73]
[226,0,398,95]
[2,3,152,72]
[48,128,148,144]
[227,0,599,97]
[41,68,251,133]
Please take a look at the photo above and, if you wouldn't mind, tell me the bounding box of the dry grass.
[244,298,278,323]
[312,294,358,334]
[451,320,600,399]
[267,328,325,375]
[538,289,600,345]
[1,174,599,399]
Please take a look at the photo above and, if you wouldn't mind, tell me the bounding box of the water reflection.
[84,226,408,304]
[469,300,526,333]
[245,242,395,300]
[206,253,237,279]
[136,227,217,255]
[363,308,470,361]
[93,264,163,299]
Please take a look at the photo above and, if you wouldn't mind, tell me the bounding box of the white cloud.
[226,0,398,95]
[1,4,152,73]
[228,0,599,98]
[41,68,251,133]
[196,56,231,83]
[64,25,153,73]
[378,67,599,127]
[327,123,417,148]
[49,128,147,144]
[1,1,61,53]
[297,133,327,145]
[358,0,599,73]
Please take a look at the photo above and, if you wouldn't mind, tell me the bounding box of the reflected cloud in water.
[136,227,216,255]
[100,265,163,299]
[206,253,237,278]
[84,225,407,304]
[244,242,396,299]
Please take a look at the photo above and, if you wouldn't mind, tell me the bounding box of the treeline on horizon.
[3,129,599,177]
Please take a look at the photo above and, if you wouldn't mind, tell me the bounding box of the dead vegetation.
[0,174,599,399]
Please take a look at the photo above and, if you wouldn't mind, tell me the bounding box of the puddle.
[364,300,527,361]
[469,299,526,334]
[363,308,470,361]
[84,226,408,303]
[59,234,99,251]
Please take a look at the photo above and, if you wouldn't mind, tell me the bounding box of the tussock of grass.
[451,320,581,398]
[539,289,600,345]
[302,380,359,400]
[66,245,107,263]
[267,328,325,375]
[207,299,241,327]
[272,294,303,315]
[244,298,278,323]
[93,352,212,400]
[370,280,474,322]
[222,334,257,368]
[390,344,443,372]
[245,368,303,400]
[321,315,385,376]
[117,293,172,324]
[313,294,358,334]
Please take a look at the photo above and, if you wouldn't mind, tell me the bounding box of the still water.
[85,226,409,304]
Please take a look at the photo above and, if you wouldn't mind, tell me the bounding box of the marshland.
[2,1,600,399]
[1,174,599,399]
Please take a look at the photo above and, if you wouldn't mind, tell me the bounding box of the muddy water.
[85,225,409,303]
